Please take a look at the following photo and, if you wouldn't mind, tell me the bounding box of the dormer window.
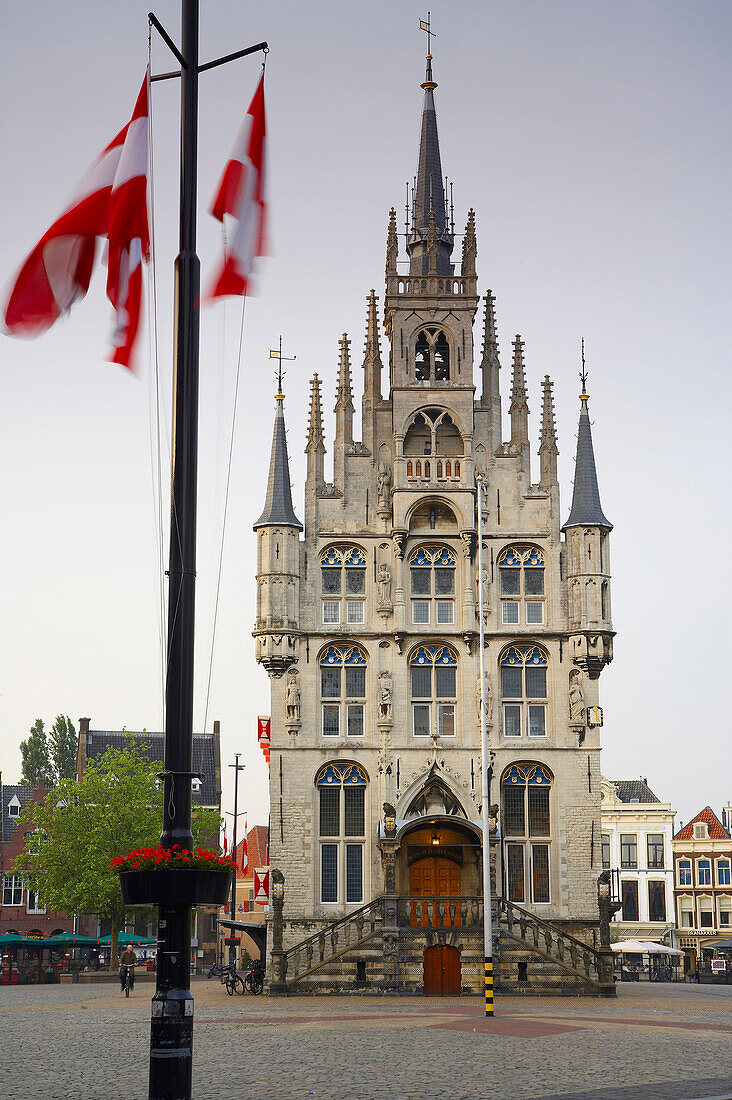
[693,822,709,840]
[8,798,21,819]
[414,328,450,381]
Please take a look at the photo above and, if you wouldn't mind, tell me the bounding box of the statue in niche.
[377,563,393,609]
[378,670,393,721]
[377,463,391,506]
[568,670,585,723]
[476,678,492,723]
[286,673,300,721]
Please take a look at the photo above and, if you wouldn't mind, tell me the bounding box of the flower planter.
[119,867,233,906]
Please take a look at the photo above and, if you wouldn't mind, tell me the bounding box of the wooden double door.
[409,856,461,928]
[423,944,461,996]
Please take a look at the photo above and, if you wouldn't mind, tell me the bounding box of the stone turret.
[334,334,354,494]
[509,335,530,474]
[253,393,302,677]
[563,374,613,677]
[479,290,502,449]
[539,375,559,490]
[362,290,383,456]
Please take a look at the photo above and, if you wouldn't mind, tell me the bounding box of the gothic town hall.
[254,49,615,996]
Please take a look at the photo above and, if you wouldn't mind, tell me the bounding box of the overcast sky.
[1,1,729,831]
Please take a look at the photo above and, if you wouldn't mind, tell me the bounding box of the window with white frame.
[620,834,638,869]
[717,859,731,886]
[8,797,21,818]
[410,644,458,737]
[498,545,546,626]
[320,644,367,738]
[698,896,714,928]
[320,546,367,626]
[409,545,456,625]
[693,822,708,839]
[601,834,611,869]
[719,897,731,926]
[698,859,711,886]
[316,762,367,904]
[647,834,664,869]
[26,888,45,915]
[500,644,548,738]
[2,875,23,906]
[678,859,692,886]
[678,896,694,927]
[501,762,553,904]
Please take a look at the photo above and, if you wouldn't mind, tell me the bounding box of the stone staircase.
[272,894,614,996]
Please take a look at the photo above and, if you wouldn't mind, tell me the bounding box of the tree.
[19,719,52,786]
[48,715,77,784]
[16,742,222,970]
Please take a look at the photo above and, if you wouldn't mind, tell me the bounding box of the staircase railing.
[497,897,601,984]
[396,896,483,930]
[281,896,384,985]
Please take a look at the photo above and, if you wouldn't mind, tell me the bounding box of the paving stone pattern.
[0,981,730,1100]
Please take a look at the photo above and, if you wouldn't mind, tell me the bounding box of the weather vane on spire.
[420,13,436,55]
[580,338,589,398]
[269,336,296,398]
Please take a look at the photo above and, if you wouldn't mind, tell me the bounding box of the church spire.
[562,363,612,530]
[406,44,453,277]
[509,334,529,445]
[253,391,302,530]
[539,375,559,488]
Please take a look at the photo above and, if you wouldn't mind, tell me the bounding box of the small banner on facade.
[254,869,270,903]
[257,715,271,766]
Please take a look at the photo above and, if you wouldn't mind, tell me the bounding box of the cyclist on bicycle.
[119,946,138,993]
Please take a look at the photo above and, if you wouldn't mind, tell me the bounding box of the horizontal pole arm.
[148,12,187,68]
[198,41,268,74]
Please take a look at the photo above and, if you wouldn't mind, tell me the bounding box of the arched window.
[409,546,457,625]
[500,644,548,738]
[404,407,464,460]
[410,644,458,737]
[319,644,367,738]
[320,546,367,626]
[316,762,368,904]
[412,329,450,382]
[498,545,546,626]
[501,762,553,904]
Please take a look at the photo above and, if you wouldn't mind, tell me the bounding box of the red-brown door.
[409,858,461,927]
[423,944,461,996]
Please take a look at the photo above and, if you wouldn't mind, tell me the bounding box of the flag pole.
[149,2,200,1097]
[228,755,246,974]
[476,475,495,1017]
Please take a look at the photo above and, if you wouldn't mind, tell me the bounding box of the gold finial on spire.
[269,336,296,400]
[420,13,437,89]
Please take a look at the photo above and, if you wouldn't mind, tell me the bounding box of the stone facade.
[255,50,614,993]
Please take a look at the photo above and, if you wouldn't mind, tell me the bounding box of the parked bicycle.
[244,959,264,995]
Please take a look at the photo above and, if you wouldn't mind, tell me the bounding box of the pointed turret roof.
[562,394,612,531]
[305,373,325,455]
[253,395,302,530]
[407,52,453,277]
[334,333,354,412]
[539,376,558,454]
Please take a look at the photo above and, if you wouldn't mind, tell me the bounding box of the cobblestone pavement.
[1,980,730,1100]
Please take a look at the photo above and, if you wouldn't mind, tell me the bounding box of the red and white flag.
[207,72,267,300]
[240,820,248,875]
[2,73,149,370]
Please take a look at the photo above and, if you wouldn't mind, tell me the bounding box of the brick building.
[0,779,74,938]
[254,45,615,995]
[673,806,732,972]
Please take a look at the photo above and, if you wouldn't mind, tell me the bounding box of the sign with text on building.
[587,706,603,728]
[254,869,270,903]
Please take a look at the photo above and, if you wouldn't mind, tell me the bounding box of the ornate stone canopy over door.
[423,944,461,996]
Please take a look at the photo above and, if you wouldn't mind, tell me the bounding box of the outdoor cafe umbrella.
[99,933,156,946]
[47,933,99,947]
[0,933,26,947]
[611,939,683,957]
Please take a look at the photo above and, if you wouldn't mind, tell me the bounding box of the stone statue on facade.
[286,673,300,721]
[377,463,391,506]
[476,677,492,724]
[378,670,393,721]
[377,563,393,610]
[568,669,584,723]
